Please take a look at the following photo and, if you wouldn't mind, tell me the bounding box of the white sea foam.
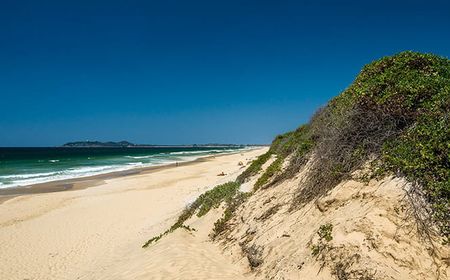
[0,162,164,189]
[169,151,208,155]
[0,171,59,180]
[168,149,238,156]
[124,155,153,159]
[0,148,246,189]
[126,162,144,166]
[66,165,120,174]
[0,165,127,189]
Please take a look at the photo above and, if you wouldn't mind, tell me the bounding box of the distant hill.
[62,141,135,147]
[61,141,260,148]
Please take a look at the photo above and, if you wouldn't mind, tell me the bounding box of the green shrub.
[143,181,240,247]
[254,157,284,190]
[311,223,333,257]
[318,223,333,242]
[382,106,449,241]
[211,192,252,238]
[236,151,272,183]
[270,125,313,158]
[236,125,313,185]
[196,182,240,217]
[266,125,314,185]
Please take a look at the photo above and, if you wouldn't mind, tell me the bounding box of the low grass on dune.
[142,181,240,247]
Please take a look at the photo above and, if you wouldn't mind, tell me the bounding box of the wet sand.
[0,150,255,203]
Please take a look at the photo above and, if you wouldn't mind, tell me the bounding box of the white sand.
[0,148,267,280]
[220,157,450,280]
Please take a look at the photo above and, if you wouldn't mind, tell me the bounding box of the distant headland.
[61,141,265,148]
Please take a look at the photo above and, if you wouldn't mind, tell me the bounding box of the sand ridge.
[217,157,450,280]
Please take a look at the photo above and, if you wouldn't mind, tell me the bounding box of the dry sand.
[219,156,450,280]
[0,147,267,280]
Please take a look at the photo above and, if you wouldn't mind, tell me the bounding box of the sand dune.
[90,208,250,280]
[218,157,450,280]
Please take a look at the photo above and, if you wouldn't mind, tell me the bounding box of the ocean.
[0,146,248,189]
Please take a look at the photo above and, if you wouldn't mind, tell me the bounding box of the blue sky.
[1,0,449,146]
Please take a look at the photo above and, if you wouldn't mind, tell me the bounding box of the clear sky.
[1,0,449,146]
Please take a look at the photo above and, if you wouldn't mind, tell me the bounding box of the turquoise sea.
[0,146,247,189]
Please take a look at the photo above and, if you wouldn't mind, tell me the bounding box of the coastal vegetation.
[253,157,283,190]
[211,191,252,238]
[144,51,449,247]
[236,151,272,183]
[278,51,449,242]
[311,223,333,257]
[143,181,241,247]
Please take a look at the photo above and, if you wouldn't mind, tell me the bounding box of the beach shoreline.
[0,148,261,203]
[0,147,267,280]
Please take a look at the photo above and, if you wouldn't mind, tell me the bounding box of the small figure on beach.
[217,171,226,176]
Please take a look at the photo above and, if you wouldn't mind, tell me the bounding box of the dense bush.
[382,98,449,240]
[270,125,313,159]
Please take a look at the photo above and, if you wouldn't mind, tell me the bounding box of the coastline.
[0,148,256,204]
[0,147,267,280]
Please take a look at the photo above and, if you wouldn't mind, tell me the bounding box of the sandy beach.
[0,147,267,280]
